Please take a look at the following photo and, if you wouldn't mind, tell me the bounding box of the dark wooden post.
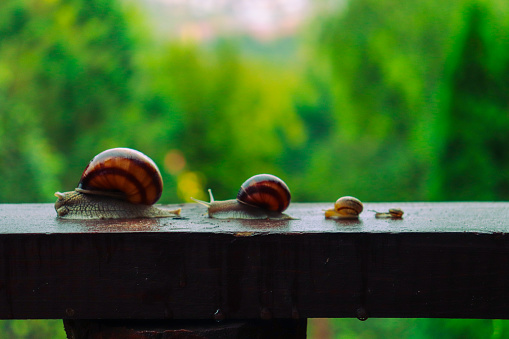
[1,202,509,338]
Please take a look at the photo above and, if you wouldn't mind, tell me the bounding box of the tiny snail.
[54,148,181,219]
[375,208,404,219]
[191,174,294,220]
[325,196,363,219]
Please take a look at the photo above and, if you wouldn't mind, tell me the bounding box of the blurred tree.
[434,2,509,200]
[0,0,138,202]
[141,41,306,201]
[311,0,509,202]
[0,0,308,203]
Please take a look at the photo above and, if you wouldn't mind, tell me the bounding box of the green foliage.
[2,0,507,204]
[437,3,509,200]
[0,320,65,338]
[0,0,137,202]
[308,318,509,339]
[311,0,509,202]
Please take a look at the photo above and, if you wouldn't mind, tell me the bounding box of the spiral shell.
[325,196,363,219]
[77,148,163,205]
[236,174,291,213]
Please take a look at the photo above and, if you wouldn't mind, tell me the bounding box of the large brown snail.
[191,174,294,220]
[325,196,363,219]
[54,148,181,219]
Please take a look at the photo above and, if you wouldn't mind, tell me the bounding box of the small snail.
[375,208,404,219]
[191,174,294,220]
[54,148,181,219]
[325,196,363,219]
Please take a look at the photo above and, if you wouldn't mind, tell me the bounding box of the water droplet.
[214,309,225,322]
[260,307,272,320]
[356,307,369,321]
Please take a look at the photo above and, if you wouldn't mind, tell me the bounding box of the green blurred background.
[1,0,508,337]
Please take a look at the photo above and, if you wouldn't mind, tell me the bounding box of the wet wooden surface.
[2,201,509,234]
[1,202,509,320]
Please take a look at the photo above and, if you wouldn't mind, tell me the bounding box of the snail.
[374,208,404,219]
[54,148,181,219]
[191,174,294,220]
[325,196,363,219]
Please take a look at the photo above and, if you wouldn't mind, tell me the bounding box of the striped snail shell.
[325,196,363,219]
[191,174,294,220]
[54,148,181,219]
[77,147,163,205]
[388,208,404,218]
[237,174,291,213]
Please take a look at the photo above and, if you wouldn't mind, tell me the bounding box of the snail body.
[325,196,363,219]
[54,148,181,219]
[55,190,180,219]
[192,174,294,220]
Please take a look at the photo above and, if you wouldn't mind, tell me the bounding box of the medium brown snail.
[191,174,294,220]
[54,148,181,219]
[325,196,363,219]
[375,208,404,218]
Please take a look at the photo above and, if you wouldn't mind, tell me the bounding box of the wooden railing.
[1,202,509,338]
